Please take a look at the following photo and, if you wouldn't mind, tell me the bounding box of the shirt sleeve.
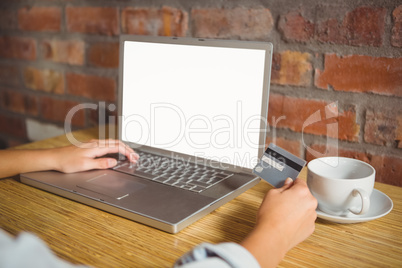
[0,229,88,268]
[173,242,261,268]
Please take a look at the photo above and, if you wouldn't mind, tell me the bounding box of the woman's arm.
[241,178,318,267]
[0,139,139,179]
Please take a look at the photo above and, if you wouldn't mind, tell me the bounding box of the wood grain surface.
[1,127,401,267]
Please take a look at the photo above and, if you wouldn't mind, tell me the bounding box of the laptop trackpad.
[77,173,145,200]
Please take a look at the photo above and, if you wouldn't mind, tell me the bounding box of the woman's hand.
[52,139,139,173]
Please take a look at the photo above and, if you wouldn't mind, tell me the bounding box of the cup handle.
[349,188,370,215]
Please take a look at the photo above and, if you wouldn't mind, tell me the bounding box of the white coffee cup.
[307,157,375,216]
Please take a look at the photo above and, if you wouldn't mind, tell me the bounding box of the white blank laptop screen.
[121,41,266,169]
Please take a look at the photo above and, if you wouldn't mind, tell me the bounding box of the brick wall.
[0,1,401,186]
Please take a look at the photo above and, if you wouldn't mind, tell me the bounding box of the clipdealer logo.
[63,101,339,166]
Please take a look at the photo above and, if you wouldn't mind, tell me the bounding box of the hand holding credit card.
[253,143,306,188]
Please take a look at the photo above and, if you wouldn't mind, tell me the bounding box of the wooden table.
[1,128,401,267]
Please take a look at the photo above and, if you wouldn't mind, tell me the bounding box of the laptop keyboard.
[112,151,234,193]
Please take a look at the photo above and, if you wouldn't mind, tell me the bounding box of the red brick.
[316,6,386,47]
[268,94,360,141]
[315,54,402,97]
[364,110,401,147]
[305,144,371,163]
[42,39,84,65]
[372,155,402,186]
[66,7,118,35]
[23,67,64,94]
[280,6,386,47]
[88,42,119,68]
[122,6,188,36]
[88,103,118,127]
[66,72,116,101]
[391,5,402,47]
[0,10,17,30]
[315,18,343,44]
[305,144,402,186]
[0,89,38,116]
[18,6,61,32]
[271,51,312,86]
[278,11,315,42]
[0,36,36,60]
[341,6,386,47]
[0,65,20,87]
[265,136,302,158]
[191,7,273,40]
[397,116,402,149]
[40,96,85,126]
[0,113,26,138]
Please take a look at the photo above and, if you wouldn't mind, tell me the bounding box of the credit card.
[253,143,306,188]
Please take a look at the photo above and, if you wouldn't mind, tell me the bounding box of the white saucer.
[316,189,393,224]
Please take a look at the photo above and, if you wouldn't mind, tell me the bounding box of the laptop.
[20,35,273,233]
